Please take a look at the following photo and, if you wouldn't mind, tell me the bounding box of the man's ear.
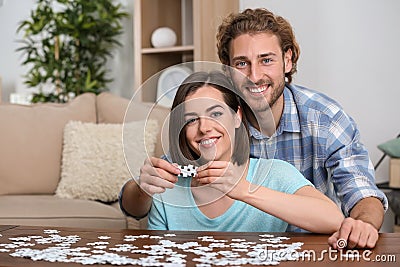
[284,49,293,74]
[235,106,243,128]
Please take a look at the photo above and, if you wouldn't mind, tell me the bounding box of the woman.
[147,71,344,233]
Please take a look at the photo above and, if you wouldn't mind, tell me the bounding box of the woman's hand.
[195,161,249,200]
[139,157,181,195]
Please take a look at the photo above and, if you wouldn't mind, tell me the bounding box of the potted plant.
[17,0,128,103]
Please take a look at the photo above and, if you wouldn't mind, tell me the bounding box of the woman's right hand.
[138,157,181,195]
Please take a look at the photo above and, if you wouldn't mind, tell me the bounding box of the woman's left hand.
[195,161,249,200]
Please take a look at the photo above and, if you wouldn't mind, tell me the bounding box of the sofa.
[0,92,169,229]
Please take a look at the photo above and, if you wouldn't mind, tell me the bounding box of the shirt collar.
[281,85,301,133]
[248,86,301,139]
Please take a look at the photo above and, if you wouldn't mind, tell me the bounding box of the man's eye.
[234,61,247,68]
[262,58,272,64]
[185,118,198,125]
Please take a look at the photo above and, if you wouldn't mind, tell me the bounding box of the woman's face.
[183,86,241,162]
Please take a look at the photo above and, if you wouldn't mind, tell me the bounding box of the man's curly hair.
[217,8,300,83]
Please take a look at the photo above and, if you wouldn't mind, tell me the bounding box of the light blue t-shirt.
[148,158,313,232]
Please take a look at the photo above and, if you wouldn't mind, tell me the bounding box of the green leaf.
[16,0,127,103]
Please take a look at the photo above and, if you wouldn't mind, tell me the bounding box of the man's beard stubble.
[241,77,285,113]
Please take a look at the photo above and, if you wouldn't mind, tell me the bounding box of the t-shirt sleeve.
[254,159,313,194]
[147,198,168,230]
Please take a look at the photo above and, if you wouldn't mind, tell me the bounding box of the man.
[216,8,387,249]
[120,8,387,249]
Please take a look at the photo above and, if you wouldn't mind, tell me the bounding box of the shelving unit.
[133,0,239,103]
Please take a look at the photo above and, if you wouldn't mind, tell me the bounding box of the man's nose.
[249,63,263,83]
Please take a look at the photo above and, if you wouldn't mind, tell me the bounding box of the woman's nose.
[198,117,213,133]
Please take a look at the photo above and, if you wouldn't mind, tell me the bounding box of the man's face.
[229,33,292,113]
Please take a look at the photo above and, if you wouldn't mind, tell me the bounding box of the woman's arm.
[196,160,344,234]
[237,182,344,234]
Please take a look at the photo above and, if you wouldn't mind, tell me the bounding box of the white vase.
[151,27,177,48]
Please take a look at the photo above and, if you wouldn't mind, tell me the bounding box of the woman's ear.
[235,106,243,128]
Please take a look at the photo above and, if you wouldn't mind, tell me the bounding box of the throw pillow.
[55,119,158,202]
[378,138,400,158]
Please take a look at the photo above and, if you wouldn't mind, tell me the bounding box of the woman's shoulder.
[249,158,313,191]
[250,158,299,172]
[249,158,305,181]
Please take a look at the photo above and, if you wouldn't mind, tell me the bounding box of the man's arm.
[324,111,387,249]
[350,197,384,229]
[328,197,384,249]
[119,157,180,219]
[121,179,153,219]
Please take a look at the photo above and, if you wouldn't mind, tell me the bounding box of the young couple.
[147,70,344,235]
[120,8,387,249]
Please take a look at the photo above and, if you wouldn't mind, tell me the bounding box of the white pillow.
[56,120,158,202]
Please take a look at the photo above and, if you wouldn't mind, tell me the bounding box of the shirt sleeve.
[253,159,314,194]
[325,111,388,216]
[270,159,314,194]
[147,198,168,230]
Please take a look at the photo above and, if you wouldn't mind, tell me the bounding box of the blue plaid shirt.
[249,84,388,231]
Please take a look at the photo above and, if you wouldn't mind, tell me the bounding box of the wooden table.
[0,225,399,266]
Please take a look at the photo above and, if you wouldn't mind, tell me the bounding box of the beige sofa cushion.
[0,93,97,195]
[55,119,158,202]
[96,92,170,157]
[0,195,127,229]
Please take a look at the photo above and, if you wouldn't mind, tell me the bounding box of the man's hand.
[139,157,181,195]
[328,217,379,249]
[328,197,384,249]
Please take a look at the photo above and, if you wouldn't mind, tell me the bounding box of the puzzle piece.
[178,164,197,178]
[1,229,305,266]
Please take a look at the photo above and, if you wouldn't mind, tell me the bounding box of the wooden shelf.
[141,45,194,54]
[133,0,239,103]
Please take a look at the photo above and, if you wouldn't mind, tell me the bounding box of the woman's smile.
[198,137,220,148]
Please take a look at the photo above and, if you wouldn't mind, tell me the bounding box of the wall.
[0,0,134,101]
[240,0,400,232]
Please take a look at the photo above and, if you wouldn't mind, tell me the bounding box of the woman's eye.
[210,111,223,118]
[185,118,198,125]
